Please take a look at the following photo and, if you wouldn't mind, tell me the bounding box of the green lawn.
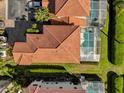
[113,4,124,65]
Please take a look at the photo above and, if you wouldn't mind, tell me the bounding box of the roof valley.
[55,0,68,14]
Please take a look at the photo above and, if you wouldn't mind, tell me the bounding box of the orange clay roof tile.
[13,25,80,65]
[42,0,90,16]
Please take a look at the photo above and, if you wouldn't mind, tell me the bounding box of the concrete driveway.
[5,20,33,45]
[8,0,28,20]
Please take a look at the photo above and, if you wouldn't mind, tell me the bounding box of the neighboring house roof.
[24,87,85,93]
[42,0,90,16]
[13,25,80,65]
[23,80,85,93]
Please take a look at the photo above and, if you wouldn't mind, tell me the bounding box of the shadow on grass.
[108,0,116,64]
[108,0,124,65]
[15,73,63,87]
[14,72,79,88]
[80,61,99,65]
[19,64,66,70]
[11,65,77,88]
[81,74,102,81]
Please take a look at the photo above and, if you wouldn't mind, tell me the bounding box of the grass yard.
[113,3,124,65]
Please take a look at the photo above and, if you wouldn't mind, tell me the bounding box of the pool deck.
[80,27,100,62]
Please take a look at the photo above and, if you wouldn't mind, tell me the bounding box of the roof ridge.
[33,86,40,93]
[45,27,60,43]
[78,0,83,8]
[56,0,88,16]
[45,25,79,48]
[55,0,68,15]
[17,54,23,65]
[44,27,61,47]
[27,34,39,51]
[78,0,89,16]
[59,27,80,63]
[61,45,79,63]
[59,26,79,44]
[18,54,33,65]
[43,29,60,48]
[27,41,37,53]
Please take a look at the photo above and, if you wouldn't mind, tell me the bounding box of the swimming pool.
[86,81,105,93]
[80,27,94,55]
[83,30,94,47]
[88,0,107,25]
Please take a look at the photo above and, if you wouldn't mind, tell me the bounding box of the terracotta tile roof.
[44,25,78,43]
[36,88,85,93]
[13,53,23,64]
[50,17,87,27]
[18,54,33,65]
[50,17,69,25]
[23,85,37,93]
[13,0,90,65]
[42,0,90,16]
[26,25,78,48]
[13,42,36,53]
[13,25,80,65]
[27,32,60,48]
[69,17,87,27]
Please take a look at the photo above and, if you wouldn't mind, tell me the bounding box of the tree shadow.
[19,64,66,70]
[80,74,102,81]
[14,72,72,88]
[11,65,79,88]
[80,61,99,65]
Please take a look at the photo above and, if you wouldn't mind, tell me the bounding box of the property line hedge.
[113,76,123,93]
[112,1,124,65]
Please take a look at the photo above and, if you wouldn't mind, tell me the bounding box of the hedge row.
[112,1,124,65]
[113,76,123,93]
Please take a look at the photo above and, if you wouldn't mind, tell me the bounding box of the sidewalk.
[0,0,6,20]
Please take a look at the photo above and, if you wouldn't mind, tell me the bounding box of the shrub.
[114,76,123,93]
[111,1,124,65]
[35,7,53,22]
[26,24,40,33]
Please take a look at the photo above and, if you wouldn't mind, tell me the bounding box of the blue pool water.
[82,30,94,48]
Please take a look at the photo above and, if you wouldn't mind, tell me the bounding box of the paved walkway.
[0,0,6,20]
[8,0,28,20]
